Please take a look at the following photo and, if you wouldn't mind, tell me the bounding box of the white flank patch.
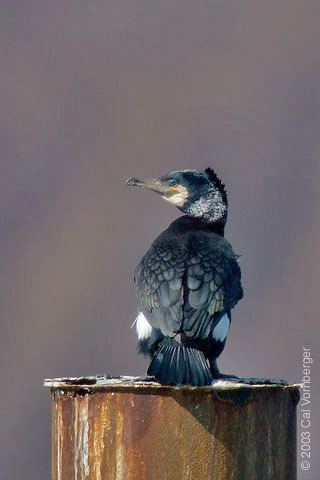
[212,313,230,342]
[135,312,153,340]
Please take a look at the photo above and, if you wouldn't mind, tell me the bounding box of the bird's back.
[135,216,243,341]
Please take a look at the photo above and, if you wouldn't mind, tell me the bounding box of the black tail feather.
[147,339,212,386]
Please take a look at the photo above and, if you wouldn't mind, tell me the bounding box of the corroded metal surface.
[46,376,300,480]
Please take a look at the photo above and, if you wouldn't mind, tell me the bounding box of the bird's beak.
[126,177,174,196]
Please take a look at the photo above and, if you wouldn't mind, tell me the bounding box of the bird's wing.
[183,233,243,338]
[135,231,243,340]
[135,238,187,336]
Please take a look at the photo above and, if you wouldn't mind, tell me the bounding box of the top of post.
[44,375,301,404]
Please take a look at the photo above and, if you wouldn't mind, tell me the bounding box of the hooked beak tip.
[125,177,144,187]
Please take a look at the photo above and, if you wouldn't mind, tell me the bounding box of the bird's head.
[126,168,228,224]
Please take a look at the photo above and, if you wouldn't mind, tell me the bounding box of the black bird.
[126,168,243,386]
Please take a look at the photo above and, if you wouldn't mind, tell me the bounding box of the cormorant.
[126,168,243,386]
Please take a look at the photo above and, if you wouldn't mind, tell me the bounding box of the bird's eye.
[169,179,177,186]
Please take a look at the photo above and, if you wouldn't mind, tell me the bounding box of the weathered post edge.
[44,376,300,480]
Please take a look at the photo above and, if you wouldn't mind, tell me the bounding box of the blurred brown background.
[1,1,319,479]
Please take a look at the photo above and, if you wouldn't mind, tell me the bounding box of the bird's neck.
[207,220,225,236]
[170,215,226,236]
[182,188,228,228]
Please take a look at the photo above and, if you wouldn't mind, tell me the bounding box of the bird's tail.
[147,338,212,386]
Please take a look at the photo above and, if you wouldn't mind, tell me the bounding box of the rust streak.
[74,395,90,479]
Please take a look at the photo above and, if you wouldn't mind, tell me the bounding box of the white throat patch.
[162,185,189,207]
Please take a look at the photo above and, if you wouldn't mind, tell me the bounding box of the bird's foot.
[211,373,239,385]
[211,376,289,386]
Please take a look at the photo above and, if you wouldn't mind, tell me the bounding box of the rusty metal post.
[44,376,300,480]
